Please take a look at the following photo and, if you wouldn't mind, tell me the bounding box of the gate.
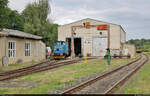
[92,37,107,56]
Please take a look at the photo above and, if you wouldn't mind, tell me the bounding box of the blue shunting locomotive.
[52,41,69,59]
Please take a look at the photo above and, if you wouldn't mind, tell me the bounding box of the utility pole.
[107,25,111,65]
[107,25,110,49]
[71,27,75,60]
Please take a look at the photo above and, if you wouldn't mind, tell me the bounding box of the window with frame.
[34,42,38,57]
[25,43,31,56]
[8,41,16,58]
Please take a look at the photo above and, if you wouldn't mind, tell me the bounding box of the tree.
[5,8,24,31]
[0,0,8,30]
[22,0,57,48]
[23,0,51,35]
[43,23,58,48]
[128,39,150,51]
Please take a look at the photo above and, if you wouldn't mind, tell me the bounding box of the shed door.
[92,37,107,56]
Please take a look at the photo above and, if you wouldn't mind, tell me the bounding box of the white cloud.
[50,6,137,25]
[8,0,150,40]
[8,0,36,13]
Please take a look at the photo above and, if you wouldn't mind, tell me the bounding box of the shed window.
[25,43,31,56]
[8,41,16,58]
[34,42,38,57]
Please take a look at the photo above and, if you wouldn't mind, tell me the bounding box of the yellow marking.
[84,56,87,64]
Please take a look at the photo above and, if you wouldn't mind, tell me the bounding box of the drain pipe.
[4,36,6,57]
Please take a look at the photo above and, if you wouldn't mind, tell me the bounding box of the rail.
[61,54,148,94]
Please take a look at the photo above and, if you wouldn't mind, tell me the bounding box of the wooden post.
[107,25,111,65]
[4,36,6,57]
[71,27,75,60]
[107,25,110,49]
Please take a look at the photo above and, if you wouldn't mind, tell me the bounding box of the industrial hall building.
[0,29,46,66]
[58,18,136,58]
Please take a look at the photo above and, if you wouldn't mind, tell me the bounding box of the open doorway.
[66,37,82,57]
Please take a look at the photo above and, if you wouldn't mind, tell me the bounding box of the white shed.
[58,18,132,57]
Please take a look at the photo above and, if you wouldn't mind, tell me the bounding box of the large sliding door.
[92,37,107,56]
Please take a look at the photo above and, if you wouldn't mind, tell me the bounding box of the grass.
[0,56,139,94]
[0,57,81,72]
[0,61,37,71]
[119,53,150,94]
[143,52,150,56]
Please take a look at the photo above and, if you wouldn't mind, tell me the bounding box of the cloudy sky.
[8,0,150,40]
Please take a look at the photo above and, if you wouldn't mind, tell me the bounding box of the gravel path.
[73,56,146,94]
[49,58,138,94]
[0,80,38,88]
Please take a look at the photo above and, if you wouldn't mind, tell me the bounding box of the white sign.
[84,38,92,44]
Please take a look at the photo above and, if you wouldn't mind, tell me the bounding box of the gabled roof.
[0,29,42,40]
[60,18,120,27]
[59,18,126,33]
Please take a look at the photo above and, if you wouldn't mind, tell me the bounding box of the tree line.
[0,0,58,48]
[127,39,150,50]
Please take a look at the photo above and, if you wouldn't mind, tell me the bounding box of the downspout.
[107,25,110,49]
[4,36,6,56]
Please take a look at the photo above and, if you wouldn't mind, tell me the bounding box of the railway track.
[62,54,149,94]
[0,57,99,81]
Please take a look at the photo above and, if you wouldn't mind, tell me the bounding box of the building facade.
[58,18,135,58]
[0,29,46,66]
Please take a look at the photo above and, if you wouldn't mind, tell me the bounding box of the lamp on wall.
[99,32,102,35]
[72,27,76,36]
[73,32,76,35]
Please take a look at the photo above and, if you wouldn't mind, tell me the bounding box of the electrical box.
[2,56,8,66]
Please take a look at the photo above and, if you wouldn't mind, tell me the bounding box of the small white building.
[58,18,135,58]
[0,29,46,66]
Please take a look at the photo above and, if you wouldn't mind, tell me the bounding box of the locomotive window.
[61,42,65,45]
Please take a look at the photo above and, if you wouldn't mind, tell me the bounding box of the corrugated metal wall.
[92,37,107,56]
[58,18,126,56]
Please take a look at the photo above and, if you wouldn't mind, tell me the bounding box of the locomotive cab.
[52,41,69,59]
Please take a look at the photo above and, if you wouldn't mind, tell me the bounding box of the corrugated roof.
[0,29,42,39]
[0,32,7,36]
[59,18,126,33]
[59,18,120,27]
